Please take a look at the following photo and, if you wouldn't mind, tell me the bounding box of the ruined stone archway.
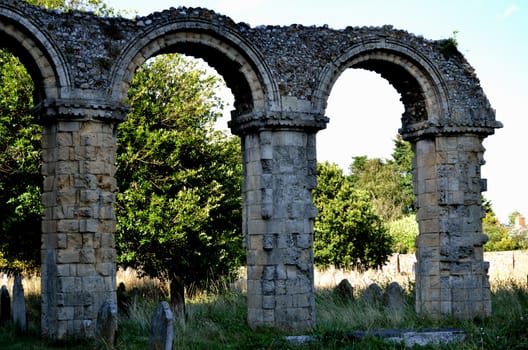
[0,1,502,340]
[108,18,280,116]
[315,37,500,318]
[0,4,69,102]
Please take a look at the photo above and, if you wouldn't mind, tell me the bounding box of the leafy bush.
[314,162,393,270]
[386,214,418,254]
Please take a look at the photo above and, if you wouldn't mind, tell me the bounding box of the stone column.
[412,134,490,319]
[231,111,327,331]
[38,101,126,339]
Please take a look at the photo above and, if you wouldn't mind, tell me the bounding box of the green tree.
[482,198,519,251]
[313,162,392,270]
[389,134,414,214]
[25,0,117,16]
[508,210,520,226]
[115,54,243,314]
[348,136,414,222]
[0,0,124,270]
[0,49,41,271]
[349,157,404,222]
[387,214,418,254]
[484,224,517,252]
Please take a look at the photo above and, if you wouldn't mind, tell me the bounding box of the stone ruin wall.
[0,0,502,340]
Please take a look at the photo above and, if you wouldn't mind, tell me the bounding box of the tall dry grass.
[1,265,527,349]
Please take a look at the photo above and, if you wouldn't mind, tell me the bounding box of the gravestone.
[384,282,405,311]
[362,283,383,305]
[96,300,118,348]
[334,279,354,301]
[149,301,174,350]
[0,285,10,323]
[12,275,27,332]
[117,282,131,317]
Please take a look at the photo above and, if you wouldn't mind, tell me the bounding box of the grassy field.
[0,268,527,349]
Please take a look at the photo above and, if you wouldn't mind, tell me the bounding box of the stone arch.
[109,19,279,118]
[0,5,69,104]
[314,38,494,319]
[0,2,501,338]
[314,39,450,129]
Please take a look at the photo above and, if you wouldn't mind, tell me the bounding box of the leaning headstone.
[384,282,405,311]
[117,282,131,317]
[334,279,354,301]
[362,283,383,305]
[12,275,27,332]
[149,301,174,350]
[96,300,118,348]
[0,285,11,323]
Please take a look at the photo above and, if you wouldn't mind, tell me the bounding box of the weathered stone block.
[262,295,275,309]
[262,280,275,295]
[57,306,74,321]
[56,250,80,264]
[81,219,99,233]
[77,264,96,276]
[80,190,99,204]
[96,263,115,276]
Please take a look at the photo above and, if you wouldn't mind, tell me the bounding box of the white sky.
[108,0,527,223]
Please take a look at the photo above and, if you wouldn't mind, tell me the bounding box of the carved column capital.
[400,119,503,141]
[34,98,129,123]
[401,115,503,141]
[229,111,329,135]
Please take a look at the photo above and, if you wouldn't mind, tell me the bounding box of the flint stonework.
[0,0,501,339]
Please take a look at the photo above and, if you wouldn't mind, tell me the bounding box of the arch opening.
[115,51,243,312]
[0,47,42,272]
[1,19,49,107]
[317,46,492,320]
[314,67,416,273]
[319,68,405,171]
[114,28,273,120]
[159,42,252,115]
[352,59,428,127]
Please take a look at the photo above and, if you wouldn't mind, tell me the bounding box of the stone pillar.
[413,135,490,319]
[232,111,326,331]
[39,101,123,339]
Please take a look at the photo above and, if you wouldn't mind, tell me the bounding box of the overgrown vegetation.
[438,30,461,59]
[313,162,394,269]
[0,272,527,349]
[115,53,244,313]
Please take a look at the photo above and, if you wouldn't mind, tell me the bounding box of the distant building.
[515,213,526,228]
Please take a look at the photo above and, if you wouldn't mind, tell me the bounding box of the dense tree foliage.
[25,0,117,16]
[483,199,528,251]
[0,0,132,271]
[348,136,414,222]
[386,214,418,254]
[313,162,393,269]
[389,134,414,212]
[115,54,243,312]
[0,50,41,271]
